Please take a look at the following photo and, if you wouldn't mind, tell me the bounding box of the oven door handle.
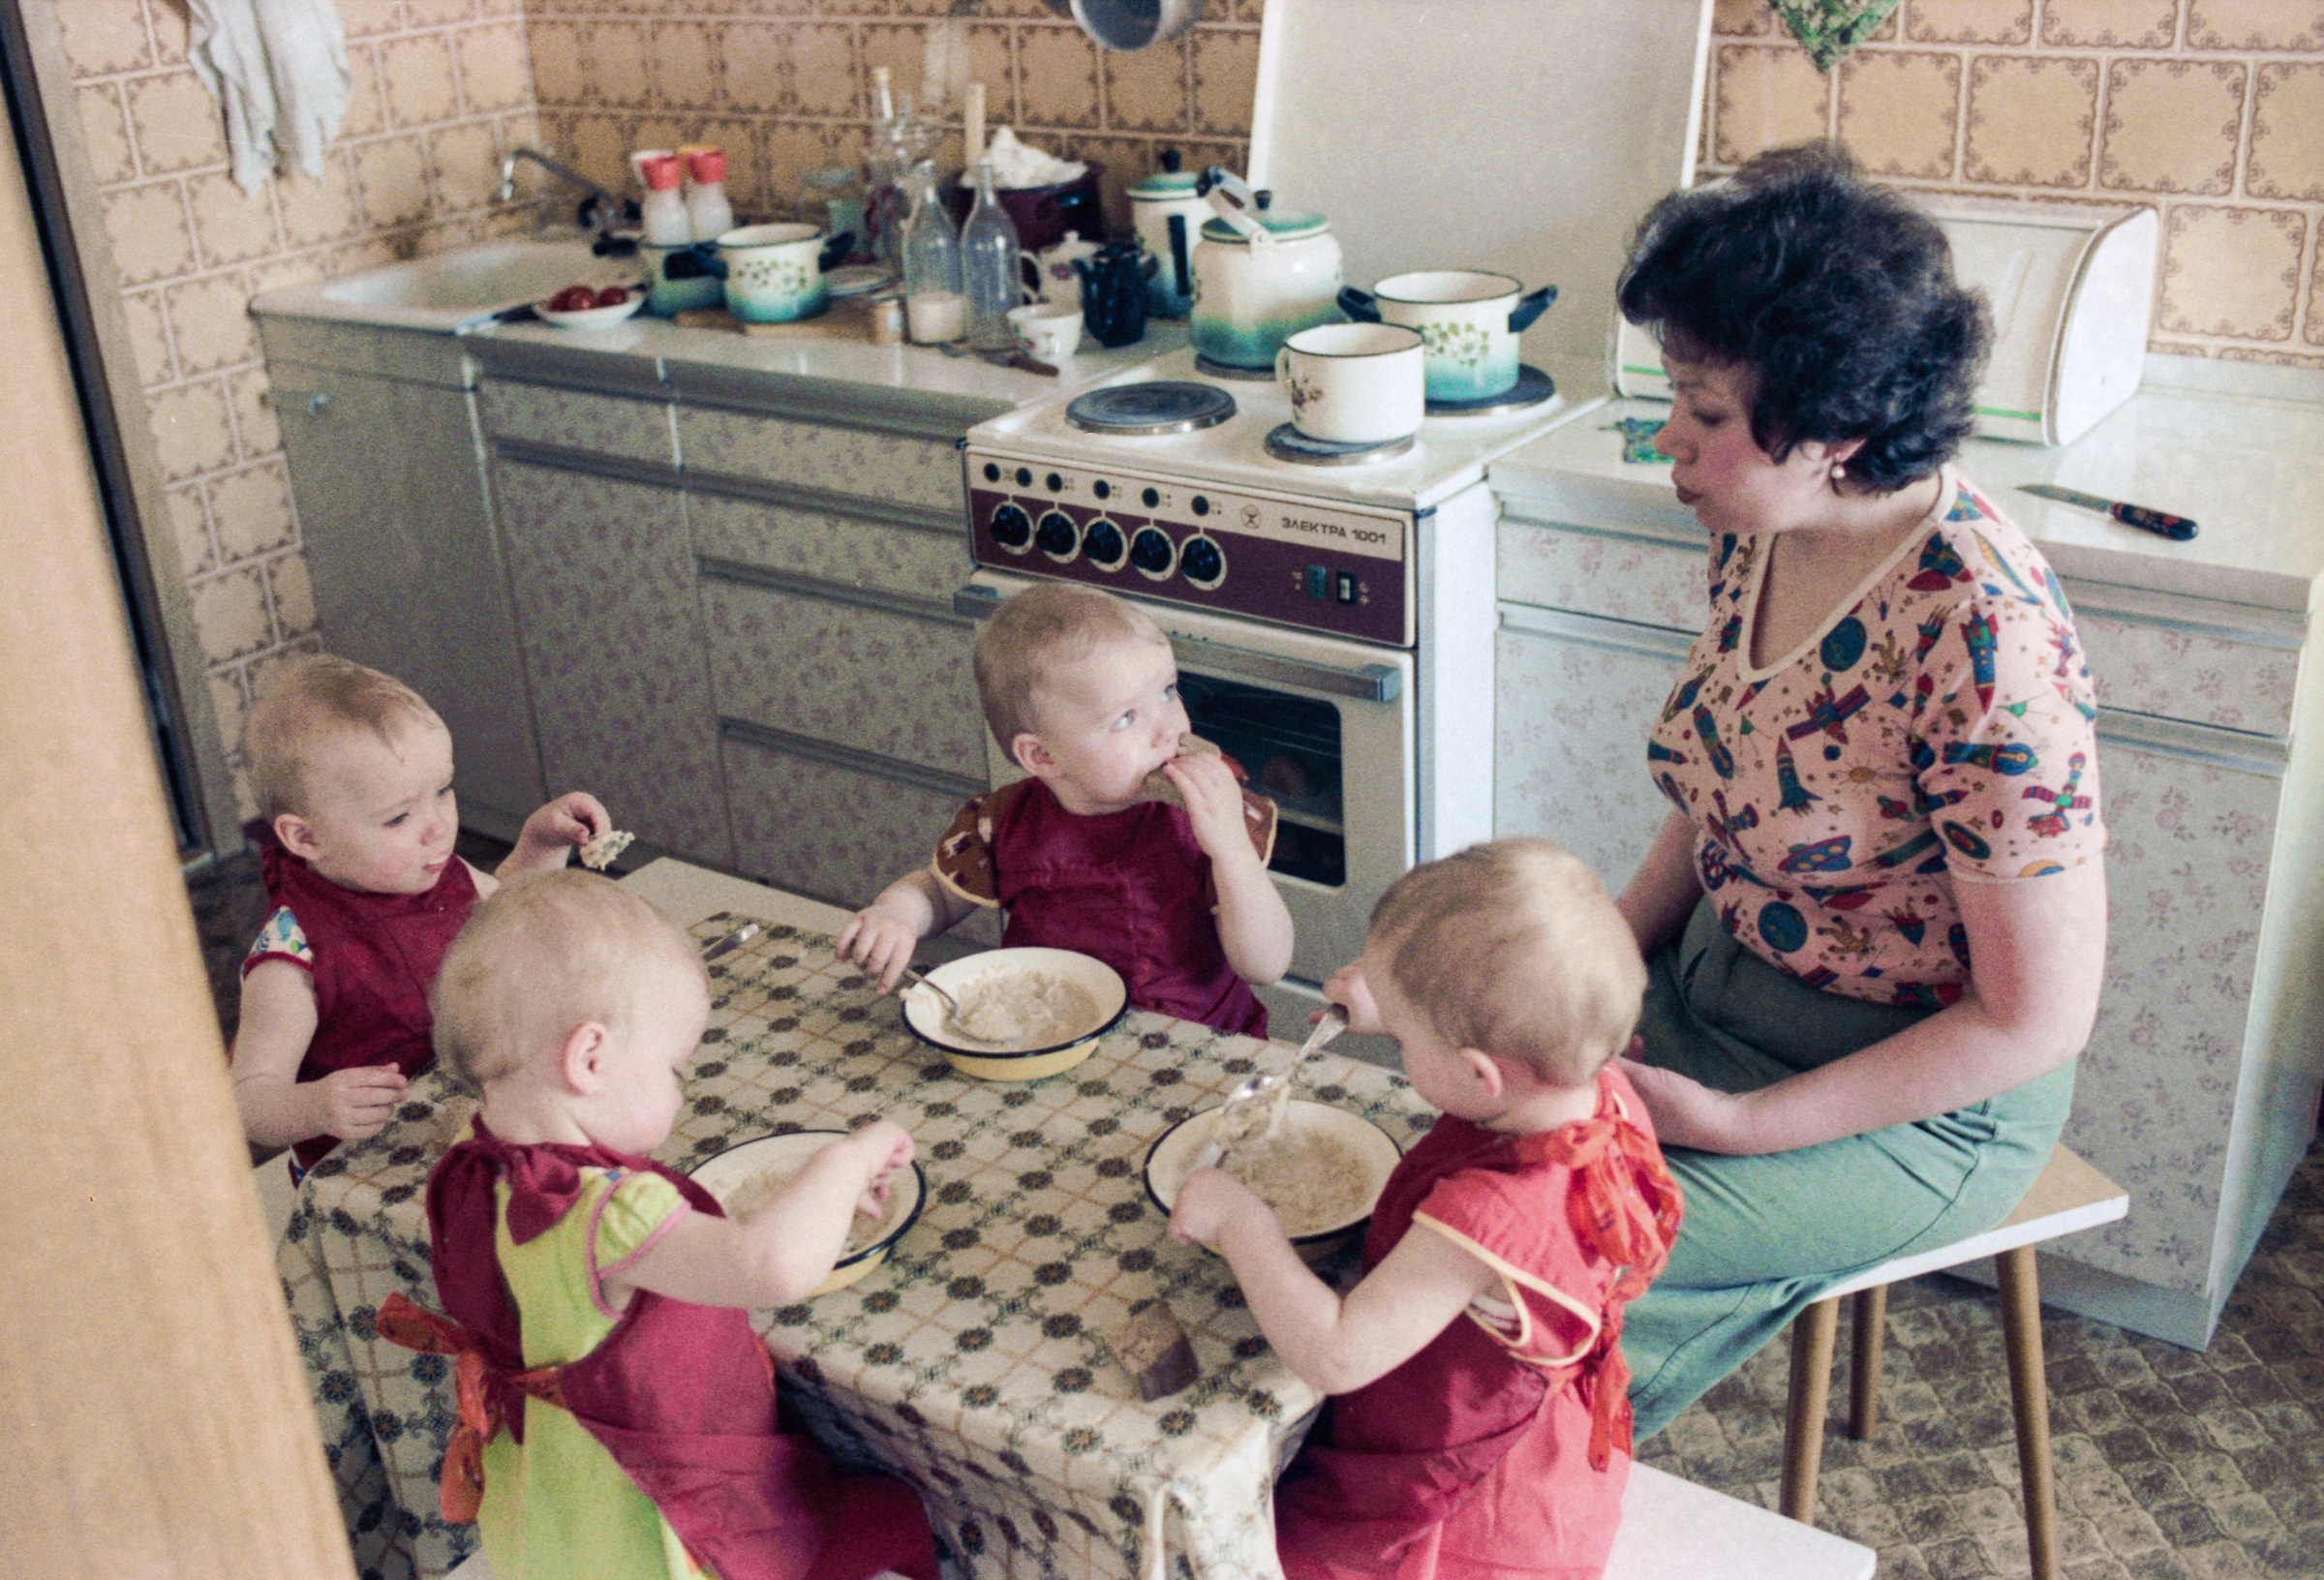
[952,584,1402,702]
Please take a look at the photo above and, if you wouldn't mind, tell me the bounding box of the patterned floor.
[186,848,2324,1579]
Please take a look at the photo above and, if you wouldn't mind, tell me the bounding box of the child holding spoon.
[1171,838,1684,1580]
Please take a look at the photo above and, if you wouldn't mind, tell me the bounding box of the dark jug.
[1075,242,1149,349]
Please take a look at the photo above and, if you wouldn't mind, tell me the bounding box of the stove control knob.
[1035,510,1079,561]
[1180,535,1226,589]
[1093,479,1113,501]
[1129,526,1177,579]
[1141,486,1163,509]
[1083,519,1126,569]
[990,502,1033,550]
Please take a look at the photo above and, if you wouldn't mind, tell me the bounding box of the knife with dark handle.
[2019,483,2197,541]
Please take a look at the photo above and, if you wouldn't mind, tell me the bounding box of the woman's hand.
[1614,1055,1751,1153]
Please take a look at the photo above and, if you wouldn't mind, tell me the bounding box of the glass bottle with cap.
[901,160,964,344]
[637,153,690,246]
[959,161,1024,352]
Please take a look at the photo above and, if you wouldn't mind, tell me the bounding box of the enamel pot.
[1129,151,1207,319]
[639,240,724,317]
[1336,271,1556,402]
[706,223,855,322]
[1188,166,1342,372]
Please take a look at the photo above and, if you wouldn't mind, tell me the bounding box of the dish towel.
[188,0,352,192]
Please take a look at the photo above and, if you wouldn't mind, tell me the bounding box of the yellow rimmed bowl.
[688,1130,927,1296]
[1144,1098,1403,1261]
[900,947,1129,1082]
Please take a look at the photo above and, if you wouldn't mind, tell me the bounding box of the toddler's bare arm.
[838,867,977,991]
[229,960,406,1147]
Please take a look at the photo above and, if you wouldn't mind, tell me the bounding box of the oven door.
[956,570,1414,1021]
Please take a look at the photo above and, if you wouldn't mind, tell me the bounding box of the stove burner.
[1065,381,1237,435]
[1263,423,1416,467]
[1425,363,1558,417]
[1192,353,1278,382]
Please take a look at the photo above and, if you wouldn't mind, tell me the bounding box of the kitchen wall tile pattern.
[1710,0,2324,363]
[50,2,546,815]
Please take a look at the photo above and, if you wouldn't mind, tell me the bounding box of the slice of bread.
[579,828,634,870]
[1138,733,1231,808]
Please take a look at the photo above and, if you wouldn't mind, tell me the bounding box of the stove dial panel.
[963,447,1412,646]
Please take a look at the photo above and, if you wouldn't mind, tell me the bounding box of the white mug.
[1274,322,1425,443]
[1008,301,1084,362]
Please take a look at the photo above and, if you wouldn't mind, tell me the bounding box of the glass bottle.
[959,162,1024,352]
[901,162,964,344]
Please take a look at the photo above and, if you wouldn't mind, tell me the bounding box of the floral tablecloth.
[279,914,1436,1580]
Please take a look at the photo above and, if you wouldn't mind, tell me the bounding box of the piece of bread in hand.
[579,828,634,870]
[1138,733,1238,808]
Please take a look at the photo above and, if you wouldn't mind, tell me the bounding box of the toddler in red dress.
[230,654,613,1174]
[1171,838,1685,1580]
[840,582,1294,1036]
[381,869,938,1580]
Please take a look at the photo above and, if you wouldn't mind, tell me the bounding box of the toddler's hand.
[836,906,920,992]
[840,1119,915,1213]
[1161,751,1249,862]
[1167,1168,1269,1250]
[532,792,610,851]
[314,1065,408,1141]
[1320,960,1383,1035]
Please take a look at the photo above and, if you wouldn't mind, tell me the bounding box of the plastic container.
[638,154,689,246]
[902,162,964,344]
[960,162,1025,352]
[686,148,734,243]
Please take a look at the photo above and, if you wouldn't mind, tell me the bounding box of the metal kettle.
[1073,241,1149,348]
[1188,166,1342,371]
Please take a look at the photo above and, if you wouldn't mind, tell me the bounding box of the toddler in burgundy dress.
[381,869,938,1580]
[840,581,1294,1036]
[1170,838,1685,1580]
[229,653,612,1174]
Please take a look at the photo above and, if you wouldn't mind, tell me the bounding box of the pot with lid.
[1188,166,1343,372]
[1337,271,1556,403]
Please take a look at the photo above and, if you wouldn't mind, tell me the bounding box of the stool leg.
[1848,1285,1888,1439]
[1998,1247,2059,1580]
[1781,1296,1839,1523]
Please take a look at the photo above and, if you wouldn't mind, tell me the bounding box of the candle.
[964,81,986,177]
[907,289,965,344]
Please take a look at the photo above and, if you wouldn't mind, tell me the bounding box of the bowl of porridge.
[1144,1099,1404,1257]
[900,947,1129,1081]
[688,1130,927,1295]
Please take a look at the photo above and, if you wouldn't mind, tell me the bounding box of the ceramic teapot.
[1189,166,1342,372]
[1075,241,1149,349]
[1129,150,1207,319]
[1024,229,1102,310]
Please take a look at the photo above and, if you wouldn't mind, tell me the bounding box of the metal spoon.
[1190,1004,1350,1170]
[896,962,963,1022]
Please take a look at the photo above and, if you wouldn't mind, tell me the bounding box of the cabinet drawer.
[2068,595,2300,738]
[677,407,963,513]
[688,491,967,603]
[479,378,677,468]
[700,566,987,776]
[1497,518,1704,633]
[722,730,998,945]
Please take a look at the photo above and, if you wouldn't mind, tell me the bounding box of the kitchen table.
[277,861,1436,1580]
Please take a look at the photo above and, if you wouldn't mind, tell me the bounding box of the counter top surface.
[1493,359,2324,615]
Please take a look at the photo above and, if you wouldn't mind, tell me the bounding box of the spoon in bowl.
[1190,1004,1350,1170]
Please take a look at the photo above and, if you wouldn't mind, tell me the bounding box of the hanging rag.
[1772,0,1901,73]
[188,0,352,192]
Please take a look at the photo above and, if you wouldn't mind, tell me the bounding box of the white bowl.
[688,1130,926,1295]
[535,289,646,328]
[1143,1098,1403,1251]
[900,947,1128,1081]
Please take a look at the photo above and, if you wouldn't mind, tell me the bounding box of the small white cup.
[1274,322,1425,443]
[1008,301,1085,363]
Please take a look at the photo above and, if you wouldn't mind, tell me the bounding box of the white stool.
[1609,1462,1874,1579]
[1781,1142,2128,1580]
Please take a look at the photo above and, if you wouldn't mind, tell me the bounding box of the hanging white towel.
[188,0,352,192]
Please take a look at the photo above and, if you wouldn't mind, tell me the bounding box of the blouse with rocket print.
[1646,469,2106,1008]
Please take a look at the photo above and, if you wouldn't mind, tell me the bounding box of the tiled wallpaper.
[34,0,2322,826]
[51,0,543,810]
[1706,0,2324,366]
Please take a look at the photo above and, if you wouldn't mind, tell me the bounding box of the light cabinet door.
[1493,605,1695,891]
[271,365,546,820]
[493,460,735,867]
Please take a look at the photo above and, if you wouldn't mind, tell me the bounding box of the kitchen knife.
[2019,483,2197,541]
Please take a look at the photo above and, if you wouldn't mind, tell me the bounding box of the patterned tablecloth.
[279,914,1437,1580]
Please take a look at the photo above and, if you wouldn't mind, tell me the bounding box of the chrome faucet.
[496,147,634,247]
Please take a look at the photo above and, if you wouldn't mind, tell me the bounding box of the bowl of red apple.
[536,281,646,328]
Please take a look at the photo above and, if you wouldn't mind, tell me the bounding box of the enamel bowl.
[900,947,1128,1081]
[1144,1098,1403,1258]
[688,1130,927,1296]
[535,289,646,328]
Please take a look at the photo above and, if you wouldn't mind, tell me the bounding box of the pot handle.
[664,242,723,281]
[818,231,856,273]
[1507,284,1558,333]
[1337,287,1381,323]
[1275,345,1293,388]
[1167,212,1191,297]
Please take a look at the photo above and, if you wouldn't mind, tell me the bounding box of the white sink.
[253,233,644,333]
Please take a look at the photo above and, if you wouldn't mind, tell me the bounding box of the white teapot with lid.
[1023,229,1102,310]
[1189,166,1343,372]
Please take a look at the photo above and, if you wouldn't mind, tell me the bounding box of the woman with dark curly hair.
[1605,143,2108,1436]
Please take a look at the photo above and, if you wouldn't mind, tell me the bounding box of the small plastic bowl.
[535,289,647,329]
[688,1130,926,1295]
[900,947,1128,1082]
[1144,1099,1403,1259]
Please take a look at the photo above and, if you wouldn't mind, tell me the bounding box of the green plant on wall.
[1773,0,1902,72]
